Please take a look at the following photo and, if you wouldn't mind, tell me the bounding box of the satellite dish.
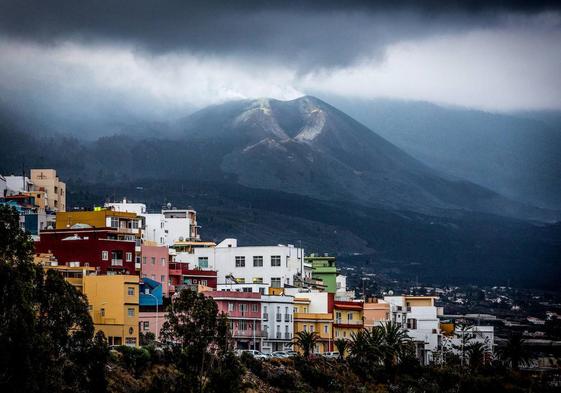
[166,202,172,209]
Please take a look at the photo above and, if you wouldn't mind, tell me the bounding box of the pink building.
[139,310,167,339]
[204,290,265,350]
[141,244,170,296]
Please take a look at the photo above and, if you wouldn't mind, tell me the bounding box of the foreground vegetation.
[1,206,558,392]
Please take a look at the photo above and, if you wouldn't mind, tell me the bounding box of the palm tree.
[379,321,411,371]
[466,342,487,371]
[293,331,319,358]
[334,339,349,360]
[497,334,532,371]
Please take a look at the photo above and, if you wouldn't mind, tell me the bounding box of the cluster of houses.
[1,169,494,364]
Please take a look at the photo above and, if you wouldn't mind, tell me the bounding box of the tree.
[160,289,241,393]
[349,327,384,369]
[466,342,487,371]
[0,205,105,393]
[293,331,319,358]
[497,334,532,371]
[379,321,412,371]
[334,339,349,360]
[452,322,475,367]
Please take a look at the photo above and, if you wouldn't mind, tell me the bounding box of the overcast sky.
[1,1,560,133]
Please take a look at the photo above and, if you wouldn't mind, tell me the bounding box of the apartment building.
[286,289,334,353]
[204,290,264,350]
[333,300,364,340]
[260,293,294,353]
[30,169,66,212]
[84,275,140,346]
[178,238,305,288]
[105,199,200,245]
[141,243,170,296]
[34,259,139,347]
[363,298,391,328]
[384,295,441,365]
[35,228,137,275]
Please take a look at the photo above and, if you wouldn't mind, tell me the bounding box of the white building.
[261,294,294,353]
[105,199,200,245]
[5,175,33,195]
[384,295,442,365]
[176,238,305,288]
[446,325,495,357]
[0,175,6,197]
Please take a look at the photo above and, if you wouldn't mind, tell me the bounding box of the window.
[271,255,281,267]
[348,313,353,321]
[259,288,265,294]
[271,277,281,288]
[151,257,156,265]
[242,287,252,292]
[100,308,105,317]
[253,277,263,284]
[324,325,328,334]
[110,217,119,228]
[253,256,263,267]
[201,280,207,286]
[239,320,247,330]
[142,256,147,264]
[228,303,234,312]
[161,275,165,283]
[126,252,132,262]
[127,287,135,296]
[235,256,245,267]
[310,325,314,332]
[101,251,109,261]
[239,304,248,313]
[125,337,137,346]
[127,308,135,317]
[151,274,156,280]
[198,257,209,268]
[143,321,149,330]
[252,304,258,312]
[303,325,307,332]
[161,258,166,266]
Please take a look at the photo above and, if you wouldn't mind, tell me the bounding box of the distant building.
[4,175,33,194]
[30,169,66,212]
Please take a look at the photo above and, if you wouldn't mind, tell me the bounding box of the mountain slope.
[178,96,556,221]
[322,96,561,211]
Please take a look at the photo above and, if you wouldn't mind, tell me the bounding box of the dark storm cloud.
[1,0,559,69]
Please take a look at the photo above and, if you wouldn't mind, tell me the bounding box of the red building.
[168,262,217,294]
[35,228,137,275]
[204,290,264,350]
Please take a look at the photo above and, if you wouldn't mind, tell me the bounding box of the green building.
[306,254,337,293]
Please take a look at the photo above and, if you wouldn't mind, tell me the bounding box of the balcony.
[111,259,123,266]
[263,312,268,321]
[284,314,291,322]
[135,262,141,270]
[276,332,282,339]
[275,313,282,322]
[232,330,267,338]
[334,319,363,326]
[285,332,291,340]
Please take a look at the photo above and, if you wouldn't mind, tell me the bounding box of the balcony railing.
[334,319,362,325]
[111,259,123,266]
[232,330,267,338]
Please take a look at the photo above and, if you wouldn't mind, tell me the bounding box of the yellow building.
[333,300,364,341]
[30,169,66,212]
[83,275,140,346]
[35,256,139,347]
[56,209,141,237]
[293,297,334,353]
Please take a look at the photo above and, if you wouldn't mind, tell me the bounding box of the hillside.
[324,96,561,211]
